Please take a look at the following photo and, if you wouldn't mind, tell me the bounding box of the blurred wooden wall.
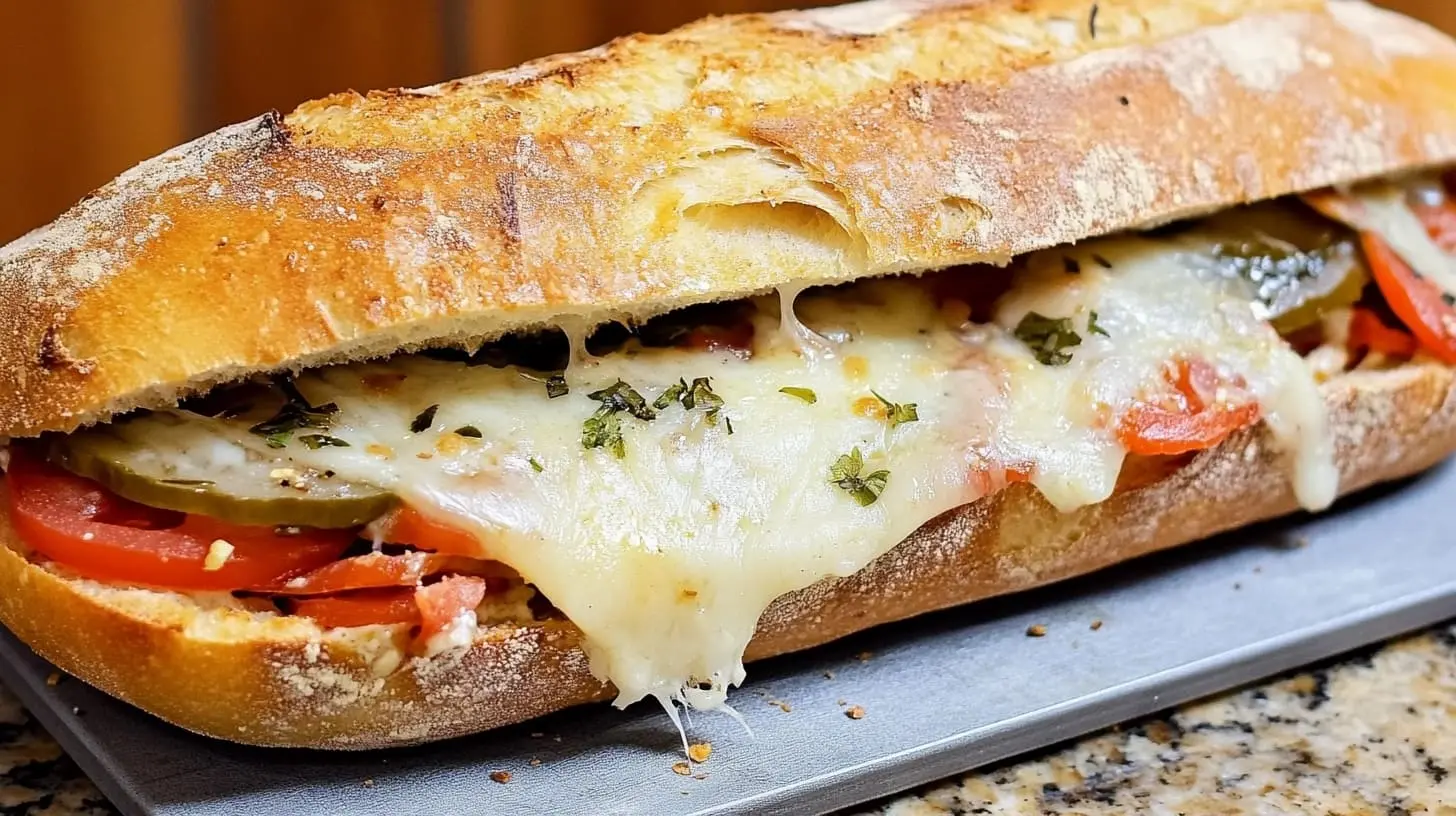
[0,0,1450,244]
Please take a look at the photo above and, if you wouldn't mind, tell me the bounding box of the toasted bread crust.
[0,363,1449,748]
[5,0,1456,436]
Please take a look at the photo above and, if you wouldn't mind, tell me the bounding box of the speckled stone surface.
[0,625,1452,815]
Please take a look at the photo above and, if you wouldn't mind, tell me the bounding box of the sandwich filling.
[10,177,1456,716]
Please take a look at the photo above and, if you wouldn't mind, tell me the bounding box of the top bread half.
[5,0,1456,438]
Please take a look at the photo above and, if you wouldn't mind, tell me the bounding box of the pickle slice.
[48,411,394,528]
[1185,201,1369,333]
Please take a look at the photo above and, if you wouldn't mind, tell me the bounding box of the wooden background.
[0,0,1450,244]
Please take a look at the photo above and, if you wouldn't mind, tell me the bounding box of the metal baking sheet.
[2,463,1455,816]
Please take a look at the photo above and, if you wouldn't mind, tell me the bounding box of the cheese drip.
[157,230,1337,712]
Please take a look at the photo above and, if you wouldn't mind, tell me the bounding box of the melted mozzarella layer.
[165,232,1337,712]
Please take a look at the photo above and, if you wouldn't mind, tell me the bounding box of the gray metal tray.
[2,462,1454,816]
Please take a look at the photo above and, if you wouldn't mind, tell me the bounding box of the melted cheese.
[155,231,1338,713]
[992,240,1335,511]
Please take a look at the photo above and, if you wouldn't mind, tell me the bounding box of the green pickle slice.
[1188,201,1369,334]
[48,411,393,529]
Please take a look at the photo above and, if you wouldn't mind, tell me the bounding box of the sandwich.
[4,0,1456,749]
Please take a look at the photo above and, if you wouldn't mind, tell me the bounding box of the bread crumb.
[44,673,60,687]
[529,731,544,738]
[688,742,712,763]
[694,773,709,780]
[846,705,866,720]
[1089,619,1104,631]
[71,706,83,716]
[765,698,792,713]
[672,761,692,776]
[489,771,511,784]
[362,778,375,789]
[837,698,847,706]
[857,651,874,662]
[203,539,234,571]
[529,758,541,767]
[1026,624,1048,637]
[823,670,836,680]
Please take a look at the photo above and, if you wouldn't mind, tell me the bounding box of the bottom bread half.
[0,364,1452,749]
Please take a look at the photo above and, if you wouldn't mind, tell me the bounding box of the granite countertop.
[2,625,1452,815]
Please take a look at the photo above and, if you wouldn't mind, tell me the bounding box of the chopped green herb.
[588,380,657,421]
[684,378,725,425]
[529,457,544,473]
[410,404,440,433]
[454,425,483,438]
[724,416,735,435]
[653,380,687,411]
[1090,253,1113,269]
[780,387,818,404]
[520,371,570,399]
[828,447,890,507]
[248,378,338,448]
[581,409,626,458]
[1087,310,1110,337]
[655,377,726,425]
[299,434,351,449]
[872,391,919,429]
[1013,312,1083,366]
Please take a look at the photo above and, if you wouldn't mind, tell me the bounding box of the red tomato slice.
[1358,231,1456,364]
[1117,359,1262,456]
[264,550,517,596]
[683,321,755,356]
[370,506,484,557]
[263,551,452,596]
[415,576,488,643]
[1348,307,1418,358]
[290,590,420,629]
[6,452,352,591]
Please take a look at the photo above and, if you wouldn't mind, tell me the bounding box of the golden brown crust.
[5,0,1456,436]
[0,363,1450,748]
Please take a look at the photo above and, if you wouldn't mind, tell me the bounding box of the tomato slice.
[264,550,517,596]
[262,551,451,595]
[290,590,420,628]
[6,452,352,591]
[415,575,488,643]
[370,506,484,556]
[1348,306,1418,358]
[288,576,490,638]
[1117,359,1262,456]
[682,321,755,356]
[1357,231,1456,364]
